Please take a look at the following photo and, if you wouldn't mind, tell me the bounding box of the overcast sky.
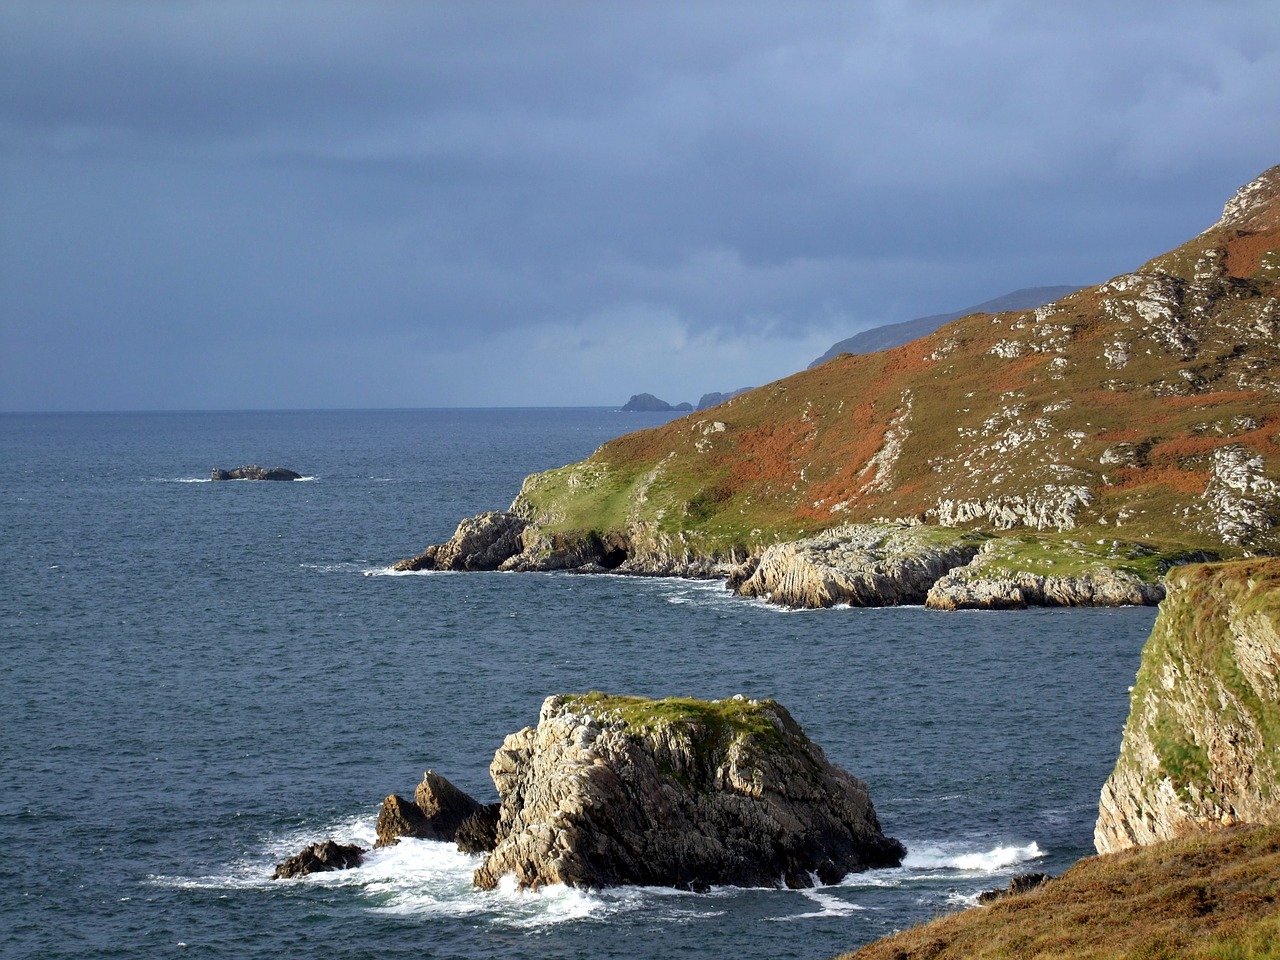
[3,1,1279,411]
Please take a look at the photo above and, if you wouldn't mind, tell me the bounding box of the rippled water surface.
[1,410,1156,959]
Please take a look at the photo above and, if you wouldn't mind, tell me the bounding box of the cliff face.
[472,693,904,891]
[1095,558,1280,853]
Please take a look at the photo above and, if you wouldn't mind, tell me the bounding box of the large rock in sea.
[392,511,528,572]
[1095,558,1280,853]
[211,465,302,481]
[472,693,905,891]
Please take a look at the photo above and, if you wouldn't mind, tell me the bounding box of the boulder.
[977,872,1051,904]
[272,839,365,879]
[211,465,302,481]
[374,770,483,846]
[472,693,905,891]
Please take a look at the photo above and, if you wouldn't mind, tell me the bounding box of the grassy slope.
[514,169,1280,567]
[838,824,1280,960]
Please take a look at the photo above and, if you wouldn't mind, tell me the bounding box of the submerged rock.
[211,465,302,481]
[472,693,904,891]
[272,839,365,879]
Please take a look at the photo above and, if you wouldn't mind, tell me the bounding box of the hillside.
[808,285,1082,367]
[501,166,1280,567]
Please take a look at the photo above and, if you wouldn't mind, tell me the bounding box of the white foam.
[902,841,1044,873]
[769,888,866,921]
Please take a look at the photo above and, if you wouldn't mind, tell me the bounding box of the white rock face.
[1095,561,1280,854]
[1201,445,1280,546]
[732,523,980,608]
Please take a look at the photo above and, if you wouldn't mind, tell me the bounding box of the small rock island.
[210,465,302,481]
[276,693,904,890]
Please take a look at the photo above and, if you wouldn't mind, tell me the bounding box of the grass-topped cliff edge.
[492,166,1280,591]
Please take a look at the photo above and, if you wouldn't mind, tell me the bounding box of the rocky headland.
[390,165,1280,610]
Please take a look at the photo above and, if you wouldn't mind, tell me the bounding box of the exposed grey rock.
[473,693,904,891]
[1200,444,1280,547]
[977,872,1051,905]
[926,570,1164,610]
[392,511,527,572]
[272,840,365,879]
[732,523,981,608]
[1095,561,1280,854]
[211,465,302,481]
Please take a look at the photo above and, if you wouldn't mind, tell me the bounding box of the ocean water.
[0,409,1156,959]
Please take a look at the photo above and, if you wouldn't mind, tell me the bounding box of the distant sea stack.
[621,393,693,412]
[1095,558,1280,854]
[211,465,302,481]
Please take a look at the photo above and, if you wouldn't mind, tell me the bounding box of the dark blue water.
[1,410,1155,959]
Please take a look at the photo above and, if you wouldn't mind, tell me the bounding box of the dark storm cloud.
[2,0,1279,409]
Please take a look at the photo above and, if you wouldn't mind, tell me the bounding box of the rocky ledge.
[1095,558,1280,853]
[211,465,302,481]
[472,693,904,890]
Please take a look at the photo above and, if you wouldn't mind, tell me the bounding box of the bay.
[0,409,1154,959]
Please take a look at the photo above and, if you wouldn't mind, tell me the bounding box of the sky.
[2,1,1279,411]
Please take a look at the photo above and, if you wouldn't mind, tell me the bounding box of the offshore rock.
[1095,559,1280,854]
[472,693,905,891]
[392,512,527,571]
[732,524,982,608]
[272,839,365,879]
[211,465,302,481]
[375,770,483,847]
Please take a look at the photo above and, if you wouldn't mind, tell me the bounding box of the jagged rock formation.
[472,693,904,891]
[211,465,301,481]
[731,524,982,607]
[1095,558,1280,854]
[374,770,483,847]
[272,840,365,879]
[697,387,753,410]
[621,393,692,412]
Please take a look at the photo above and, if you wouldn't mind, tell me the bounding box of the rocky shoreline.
[390,512,1175,611]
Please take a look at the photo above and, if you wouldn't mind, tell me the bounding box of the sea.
[1,408,1157,960]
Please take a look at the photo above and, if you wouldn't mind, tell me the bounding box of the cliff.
[394,165,1280,606]
[472,693,904,891]
[1095,558,1280,853]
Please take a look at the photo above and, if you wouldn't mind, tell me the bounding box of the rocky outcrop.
[272,840,365,879]
[472,693,904,891]
[374,770,482,847]
[392,512,528,571]
[732,524,982,608]
[621,393,692,412]
[211,465,302,481]
[1095,558,1280,854]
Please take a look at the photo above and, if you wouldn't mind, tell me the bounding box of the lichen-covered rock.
[272,839,365,879]
[1095,559,1280,854]
[732,524,981,608]
[926,570,1164,610]
[473,693,904,891]
[374,770,483,846]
